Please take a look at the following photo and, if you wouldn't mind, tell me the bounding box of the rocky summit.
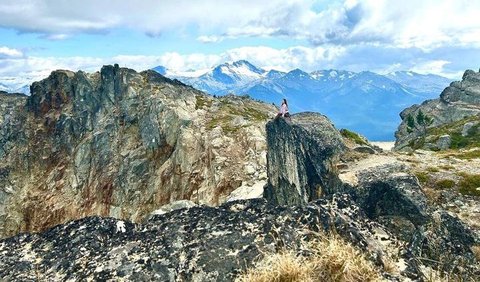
[395,69,480,150]
[0,65,276,238]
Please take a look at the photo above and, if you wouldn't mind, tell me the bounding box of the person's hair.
[282,98,288,106]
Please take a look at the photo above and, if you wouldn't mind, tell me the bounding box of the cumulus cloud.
[1,0,479,50]
[0,0,287,36]
[226,0,480,49]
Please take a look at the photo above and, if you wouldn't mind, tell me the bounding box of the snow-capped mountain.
[179,60,266,94]
[0,82,30,95]
[0,75,38,95]
[153,60,452,140]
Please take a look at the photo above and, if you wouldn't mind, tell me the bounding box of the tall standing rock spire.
[263,112,345,205]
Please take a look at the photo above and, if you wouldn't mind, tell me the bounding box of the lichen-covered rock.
[406,211,479,279]
[395,69,480,150]
[0,196,397,281]
[0,65,276,238]
[263,113,345,205]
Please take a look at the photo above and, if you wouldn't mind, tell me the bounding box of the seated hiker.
[275,98,290,119]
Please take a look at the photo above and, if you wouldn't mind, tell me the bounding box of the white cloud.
[0,46,23,58]
[0,0,290,35]
[409,60,462,79]
[0,42,476,89]
[197,35,223,43]
[0,44,347,88]
[1,0,478,50]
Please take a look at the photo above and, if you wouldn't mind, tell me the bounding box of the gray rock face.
[0,196,396,281]
[395,69,480,150]
[263,113,345,205]
[0,65,276,238]
[436,134,451,150]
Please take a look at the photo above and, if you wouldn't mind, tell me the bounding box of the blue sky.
[1,0,480,86]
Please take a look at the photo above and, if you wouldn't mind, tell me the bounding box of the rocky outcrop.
[0,196,389,281]
[395,69,480,150]
[1,195,478,281]
[263,113,345,205]
[0,65,276,238]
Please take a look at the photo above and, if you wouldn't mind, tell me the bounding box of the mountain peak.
[217,60,265,75]
[286,68,310,77]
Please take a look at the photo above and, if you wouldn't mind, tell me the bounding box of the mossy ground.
[340,128,368,146]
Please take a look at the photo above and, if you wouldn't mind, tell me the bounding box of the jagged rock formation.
[263,113,345,205]
[395,69,480,150]
[0,65,276,238]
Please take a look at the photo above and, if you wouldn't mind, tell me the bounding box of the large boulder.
[354,164,429,225]
[263,113,345,205]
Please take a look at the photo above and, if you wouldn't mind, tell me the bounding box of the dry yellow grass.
[236,235,383,282]
[472,245,480,262]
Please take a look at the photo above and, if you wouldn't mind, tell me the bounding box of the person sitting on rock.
[275,98,290,119]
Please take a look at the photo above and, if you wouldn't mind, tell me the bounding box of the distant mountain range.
[0,77,35,95]
[0,60,452,140]
[154,60,452,140]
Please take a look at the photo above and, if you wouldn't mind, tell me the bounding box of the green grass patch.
[435,179,455,189]
[244,107,269,121]
[453,149,480,160]
[458,173,480,196]
[438,164,455,170]
[340,129,368,145]
[426,166,440,173]
[415,171,430,184]
[427,115,480,150]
